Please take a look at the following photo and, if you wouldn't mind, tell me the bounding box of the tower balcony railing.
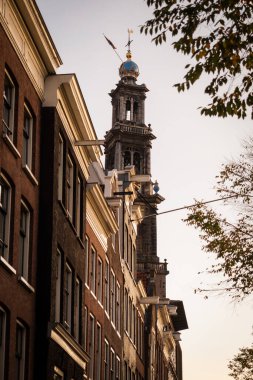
[115,122,150,135]
[137,260,169,274]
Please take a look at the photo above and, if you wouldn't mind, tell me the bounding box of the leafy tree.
[228,345,253,380]
[184,138,253,300]
[141,0,253,119]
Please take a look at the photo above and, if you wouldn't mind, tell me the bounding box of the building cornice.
[0,0,62,99]
[43,74,101,179]
[87,184,118,237]
[15,0,62,70]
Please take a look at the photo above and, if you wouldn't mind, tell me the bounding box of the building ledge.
[49,323,89,371]
[0,256,16,275]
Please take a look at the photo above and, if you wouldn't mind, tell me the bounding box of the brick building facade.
[0,1,61,379]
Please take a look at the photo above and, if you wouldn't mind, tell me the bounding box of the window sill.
[23,165,38,186]
[0,255,16,274]
[18,275,35,293]
[3,133,21,158]
[90,291,97,300]
[77,235,84,248]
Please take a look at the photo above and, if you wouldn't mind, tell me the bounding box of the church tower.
[104,46,155,181]
[104,41,168,297]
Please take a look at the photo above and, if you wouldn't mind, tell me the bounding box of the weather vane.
[103,29,134,62]
[126,28,133,50]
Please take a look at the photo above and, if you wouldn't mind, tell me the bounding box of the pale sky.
[36,1,253,379]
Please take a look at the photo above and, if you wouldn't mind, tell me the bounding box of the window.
[140,319,144,359]
[3,70,16,140]
[0,175,12,261]
[133,152,140,174]
[88,314,95,379]
[0,307,7,380]
[76,176,82,237]
[84,237,89,286]
[116,356,121,380]
[124,362,127,380]
[105,259,110,315]
[19,202,30,280]
[116,282,120,333]
[55,249,62,322]
[58,134,64,201]
[126,99,131,121]
[132,304,136,343]
[15,321,26,380]
[110,271,116,325]
[124,224,128,261]
[124,150,131,167]
[97,257,103,304]
[22,104,33,170]
[128,235,132,270]
[66,155,74,221]
[132,245,136,277]
[74,278,81,342]
[128,297,132,338]
[96,323,102,380]
[124,288,128,332]
[110,348,115,379]
[64,263,73,332]
[104,340,109,380]
[84,306,88,351]
[90,247,96,295]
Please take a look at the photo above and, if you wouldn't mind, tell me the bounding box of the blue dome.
[119,58,139,79]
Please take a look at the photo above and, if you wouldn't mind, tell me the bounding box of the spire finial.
[126,29,133,59]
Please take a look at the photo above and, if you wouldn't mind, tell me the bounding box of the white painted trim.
[0,0,50,98]
[50,325,88,370]
[86,211,107,251]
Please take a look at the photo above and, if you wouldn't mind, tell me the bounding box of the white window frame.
[0,307,6,380]
[110,270,116,325]
[90,247,96,295]
[74,278,81,342]
[22,104,33,170]
[96,323,102,380]
[64,263,72,332]
[15,321,26,380]
[84,236,89,286]
[116,282,120,333]
[66,154,74,221]
[88,314,95,379]
[116,356,121,380]
[129,297,132,339]
[124,288,128,332]
[55,249,62,322]
[19,201,30,281]
[104,339,109,380]
[3,70,15,140]
[84,306,88,351]
[105,258,110,315]
[0,175,12,262]
[58,134,64,201]
[76,176,82,237]
[97,257,103,304]
[110,347,115,380]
